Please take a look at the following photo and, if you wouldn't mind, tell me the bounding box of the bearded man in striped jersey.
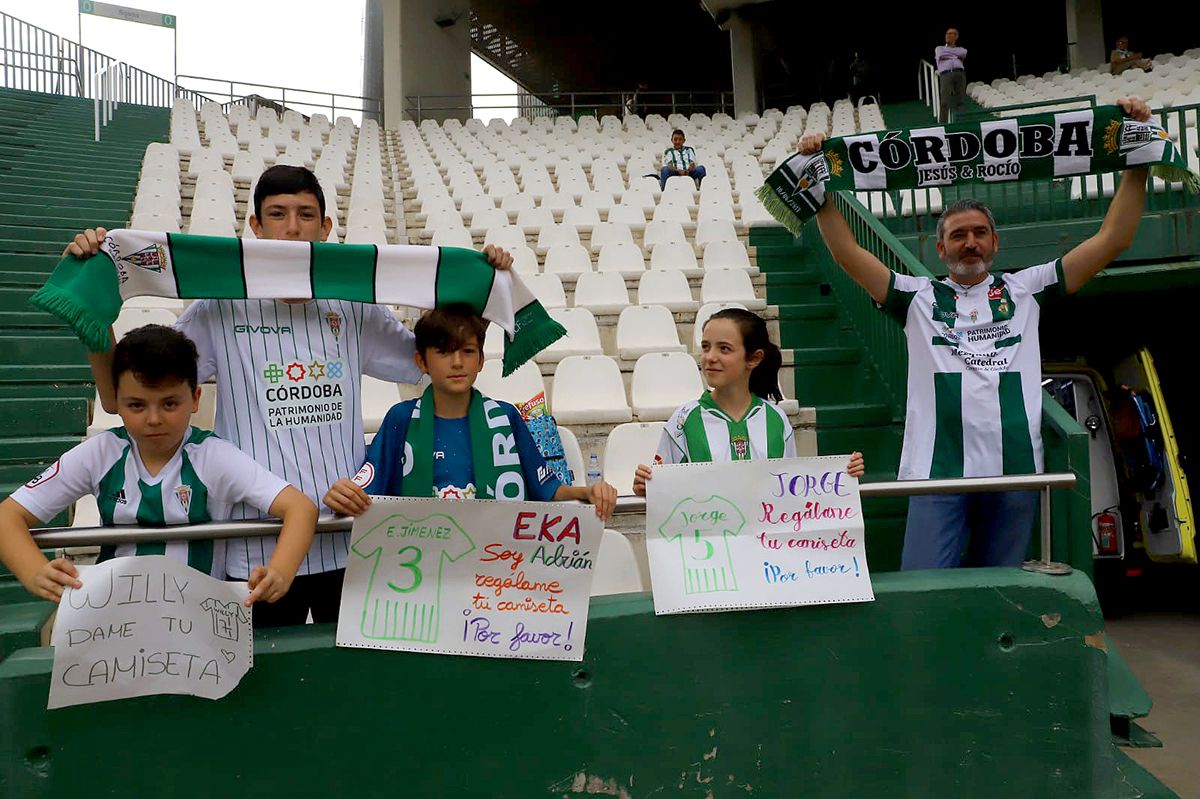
[795,96,1151,569]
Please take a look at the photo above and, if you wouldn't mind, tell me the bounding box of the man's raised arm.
[1060,97,1151,294]
[798,133,893,303]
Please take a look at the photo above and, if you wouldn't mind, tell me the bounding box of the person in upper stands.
[0,325,317,606]
[660,129,706,190]
[322,305,617,519]
[633,309,864,495]
[1110,37,1153,75]
[63,164,514,627]
[793,96,1153,570]
[935,27,968,123]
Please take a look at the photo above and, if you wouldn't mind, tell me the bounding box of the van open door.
[1112,349,1196,564]
[1042,366,1127,559]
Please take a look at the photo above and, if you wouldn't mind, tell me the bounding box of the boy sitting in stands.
[0,325,317,606]
[324,306,617,519]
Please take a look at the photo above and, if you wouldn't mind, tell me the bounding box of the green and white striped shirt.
[176,298,421,579]
[655,393,796,465]
[662,146,698,172]
[10,427,290,579]
[881,259,1066,480]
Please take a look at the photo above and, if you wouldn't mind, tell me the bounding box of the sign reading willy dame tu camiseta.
[645,456,874,614]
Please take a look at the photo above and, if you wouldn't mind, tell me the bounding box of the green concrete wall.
[0,571,1130,797]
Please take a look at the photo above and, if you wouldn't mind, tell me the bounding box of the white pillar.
[729,13,758,118]
[1065,0,1105,71]
[370,0,472,127]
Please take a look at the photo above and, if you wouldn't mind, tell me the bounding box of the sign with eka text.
[645,456,873,614]
[336,496,602,661]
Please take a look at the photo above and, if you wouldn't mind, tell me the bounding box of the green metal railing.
[821,192,1095,574]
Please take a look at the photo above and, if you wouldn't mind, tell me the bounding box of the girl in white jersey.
[633,309,864,494]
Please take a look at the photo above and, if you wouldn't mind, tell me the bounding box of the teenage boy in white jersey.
[65,165,514,626]
[796,96,1152,569]
[0,325,317,605]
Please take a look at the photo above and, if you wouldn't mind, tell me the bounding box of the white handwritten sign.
[336,496,602,661]
[645,455,874,614]
[49,556,253,709]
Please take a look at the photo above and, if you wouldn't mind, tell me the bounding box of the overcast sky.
[0,0,517,119]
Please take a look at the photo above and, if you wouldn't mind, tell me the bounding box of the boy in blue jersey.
[324,306,617,518]
[0,325,318,606]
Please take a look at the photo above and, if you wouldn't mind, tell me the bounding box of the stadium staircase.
[0,88,168,644]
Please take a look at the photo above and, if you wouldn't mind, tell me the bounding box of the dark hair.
[671,128,685,138]
[705,309,783,402]
[111,324,199,391]
[936,198,996,241]
[253,164,326,219]
[414,304,488,356]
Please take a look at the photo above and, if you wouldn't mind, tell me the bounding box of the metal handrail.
[92,59,124,141]
[918,59,940,120]
[175,73,381,120]
[31,472,1077,573]
[1,10,201,107]
[405,89,736,124]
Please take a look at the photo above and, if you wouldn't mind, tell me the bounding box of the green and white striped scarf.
[756,105,1200,235]
[403,386,525,500]
[30,230,564,376]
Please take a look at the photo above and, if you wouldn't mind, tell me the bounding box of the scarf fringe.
[503,303,566,376]
[754,184,809,237]
[1151,164,1200,193]
[29,282,113,352]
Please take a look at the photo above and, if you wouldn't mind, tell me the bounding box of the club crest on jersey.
[120,243,167,273]
[175,484,193,513]
[731,435,750,459]
[325,312,342,339]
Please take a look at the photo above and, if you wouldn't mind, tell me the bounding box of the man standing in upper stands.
[1110,37,1153,75]
[660,129,706,190]
[935,28,967,123]
[795,97,1152,570]
[64,165,513,626]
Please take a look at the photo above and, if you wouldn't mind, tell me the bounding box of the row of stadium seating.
[969,48,1200,113]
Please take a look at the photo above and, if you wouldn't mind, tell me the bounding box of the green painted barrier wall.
[0,571,1134,798]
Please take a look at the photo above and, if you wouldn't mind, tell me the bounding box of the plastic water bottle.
[587,453,602,486]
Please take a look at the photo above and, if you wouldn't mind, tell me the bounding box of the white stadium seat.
[590,530,648,595]
[631,352,704,421]
[550,355,632,424]
[616,305,687,360]
[523,273,567,308]
[573,272,631,315]
[475,360,546,407]
[636,269,698,312]
[536,308,604,363]
[603,422,667,496]
[596,242,646,277]
[701,269,766,309]
[542,243,593,277]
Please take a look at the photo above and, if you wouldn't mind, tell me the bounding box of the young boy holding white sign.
[633,309,865,489]
[323,306,617,518]
[0,325,317,606]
